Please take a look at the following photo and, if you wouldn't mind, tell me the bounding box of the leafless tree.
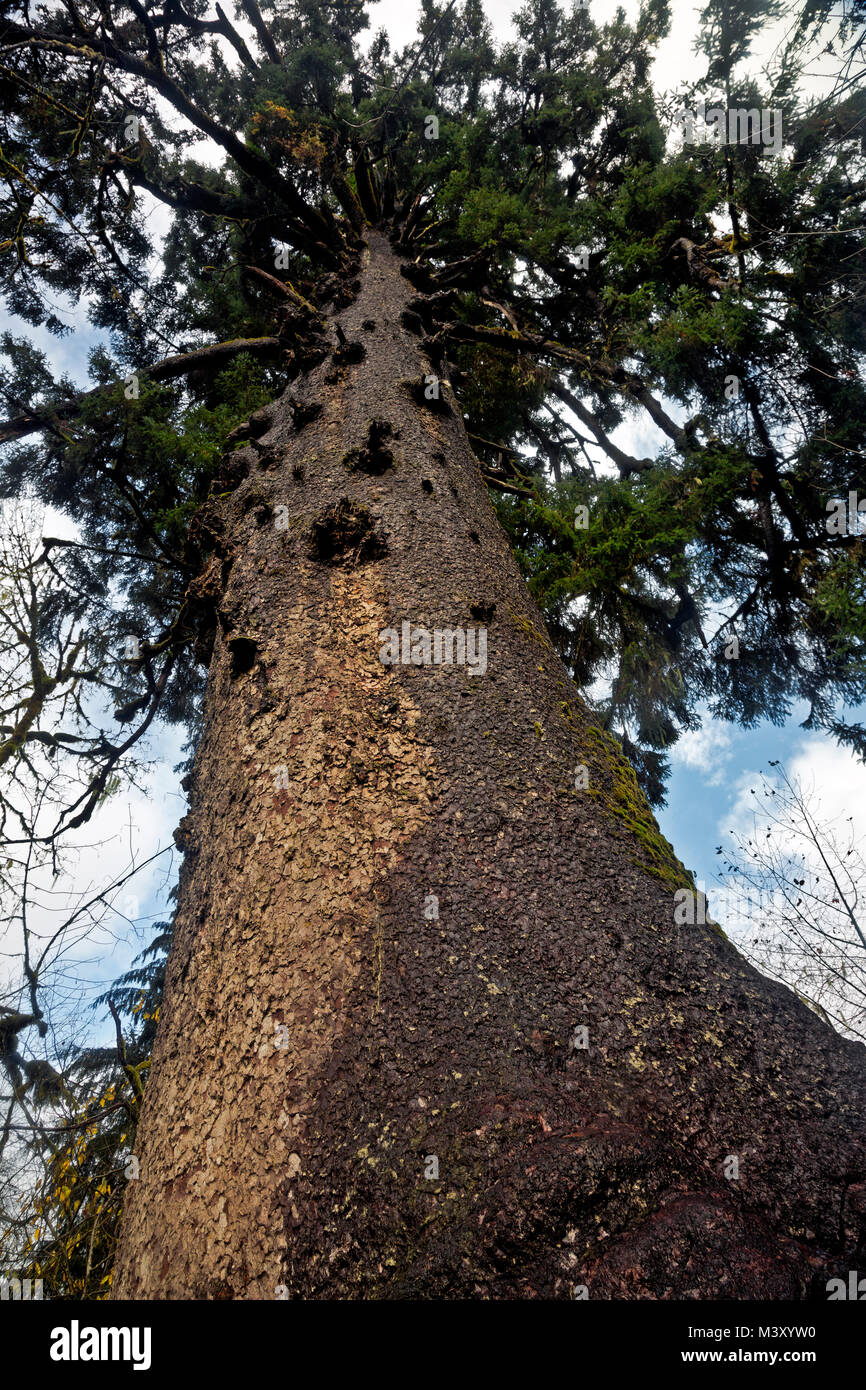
[718,760,866,1041]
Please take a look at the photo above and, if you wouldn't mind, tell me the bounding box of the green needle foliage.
[1,0,862,808]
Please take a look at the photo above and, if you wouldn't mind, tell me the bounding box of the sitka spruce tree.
[0,0,865,1299]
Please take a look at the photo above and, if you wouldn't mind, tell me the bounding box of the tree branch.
[238,0,283,64]
[164,0,260,73]
[0,26,337,252]
[0,335,282,444]
[551,382,654,478]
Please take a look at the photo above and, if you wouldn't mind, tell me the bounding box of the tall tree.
[0,0,865,1298]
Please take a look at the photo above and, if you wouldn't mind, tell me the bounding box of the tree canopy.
[0,0,863,813]
[0,0,864,1295]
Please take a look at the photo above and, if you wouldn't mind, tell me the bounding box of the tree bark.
[111,230,866,1300]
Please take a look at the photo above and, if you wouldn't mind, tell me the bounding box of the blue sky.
[660,709,866,915]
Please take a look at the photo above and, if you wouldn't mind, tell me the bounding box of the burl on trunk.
[112,230,866,1300]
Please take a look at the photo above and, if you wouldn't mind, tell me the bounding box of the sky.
[1,0,863,1045]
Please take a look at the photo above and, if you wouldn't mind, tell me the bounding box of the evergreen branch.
[0,27,338,252]
[438,319,596,372]
[107,998,144,1104]
[439,321,703,462]
[343,0,460,130]
[550,382,654,478]
[238,0,283,65]
[0,335,282,444]
[164,0,260,73]
[241,265,323,319]
[125,164,251,221]
[481,471,535,499]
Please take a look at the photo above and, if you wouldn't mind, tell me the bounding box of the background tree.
[718,760,866,1041]
[0,921,168,1300]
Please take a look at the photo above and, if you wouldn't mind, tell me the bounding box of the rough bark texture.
[112,230,866,1300]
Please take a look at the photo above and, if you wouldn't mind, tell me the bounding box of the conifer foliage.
[0,0,863,802]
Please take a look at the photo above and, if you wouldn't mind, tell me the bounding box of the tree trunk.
[112,229,866,1300]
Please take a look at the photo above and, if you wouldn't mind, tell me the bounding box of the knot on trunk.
[226,633,259,675]
[343,420,395,475]
[310,499,387,567]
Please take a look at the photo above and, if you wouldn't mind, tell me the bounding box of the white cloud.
[787,738,866,841]
[722,737,866,847]
[670,721,734,782]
